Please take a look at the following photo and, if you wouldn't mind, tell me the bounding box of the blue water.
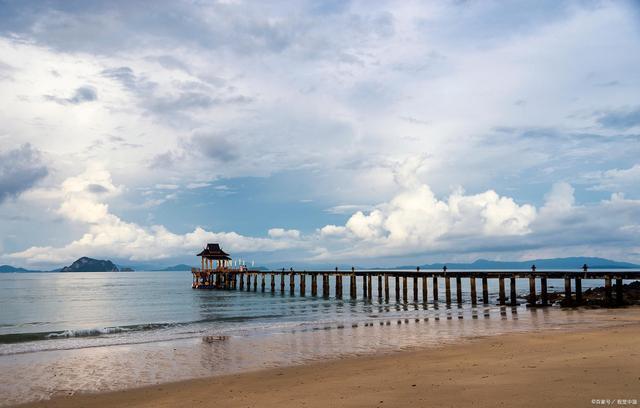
[0,270,611,349]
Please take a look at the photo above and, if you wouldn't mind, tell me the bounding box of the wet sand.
[17,316,640,408]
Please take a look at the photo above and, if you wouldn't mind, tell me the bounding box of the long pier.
[191,268,640,307]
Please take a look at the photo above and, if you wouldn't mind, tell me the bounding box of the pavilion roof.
[197,243,231,260]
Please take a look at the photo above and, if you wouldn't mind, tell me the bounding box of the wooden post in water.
[350,268,356,299]
[433,276,439,303]
[240,272,245,290]
[616,278,623,305]
[384,274,390,301]
[323,274,329,298]
[528,276,536,306]
[482,277,488,304]
[300,272,306,296]
[422,276,428,304]
[290,272,295,295]
[311,273,317,296]
[445,276,451,304]
[395,276,400,302]
[246,273,251,292]
[281,270,285,293]
[510,274,517,306]
[367,274,373,299]
[362,273,367,298]
[261,273,266,292]
[456,276,462,304]
[336,274,343,299]
[575,277,582,304]
[413,275,418,302]
[541,276,548,306]
[564,277,572,306]
[378,274,383,298]
[498,276,506,305]
[271,273,275,293]
[402,276,408,303]
[470,276,477,305]
[604,275,612,304]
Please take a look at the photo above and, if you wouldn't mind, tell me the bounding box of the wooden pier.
[192,267,640,307]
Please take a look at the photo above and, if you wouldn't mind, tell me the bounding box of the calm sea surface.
[0,271,634,406]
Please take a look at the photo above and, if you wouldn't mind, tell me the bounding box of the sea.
[0,271,635,406]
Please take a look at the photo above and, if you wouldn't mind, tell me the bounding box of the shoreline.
[14,310,640,408]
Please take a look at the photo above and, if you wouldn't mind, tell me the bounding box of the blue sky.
[0,0,639,268]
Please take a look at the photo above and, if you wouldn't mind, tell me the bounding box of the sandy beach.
[17,311,640,408]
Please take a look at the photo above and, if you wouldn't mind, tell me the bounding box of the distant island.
[60,257,120,272]
[152,264,194,271]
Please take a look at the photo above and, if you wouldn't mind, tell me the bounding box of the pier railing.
[191,268,640,307]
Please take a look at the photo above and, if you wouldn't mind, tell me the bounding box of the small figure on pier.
[443,265,447,273]
[582,264,588,272]
[531,264,536,272]
[417,266,420,272]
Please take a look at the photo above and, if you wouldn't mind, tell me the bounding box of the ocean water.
[0,271,634,406]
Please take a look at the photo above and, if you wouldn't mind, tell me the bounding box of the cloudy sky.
[1,0,639,268]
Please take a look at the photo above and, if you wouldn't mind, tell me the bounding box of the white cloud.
[268,228,301,239]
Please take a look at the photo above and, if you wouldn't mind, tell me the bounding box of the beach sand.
[16,316,640,408]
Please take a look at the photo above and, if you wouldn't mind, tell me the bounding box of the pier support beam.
[350,274,356,299]
[470,277,477,305]
[336,275,343,299]
[510,275,517,306]
[271,273,275,293]
[433,276,439,303]
[395,276,400,302]
[368,275,373,299]
[413,276,418,302]
[362,274,367,298]
[575,277,582,304]
[281,273,285,293]
[311,274,317,296]
[456,276,463,305]
[498,277,506,305]
[378,275,383,299]
[246,273,251,292]
[300,273,306,296]
[323,274,329,298]
[402,276,408,303]
[384,274,390,301]
[240,273,245,290]
[482,277,489,304]
[445,276,451,304]
[422,276,428,304]
[541,277,548,306]
[528,276,536,306]
[605,275,612,304]
[253,273,257,291]
[616,278,623,306]
[290,273,295,295]
[261,273,266,292]
[564,277,572,306]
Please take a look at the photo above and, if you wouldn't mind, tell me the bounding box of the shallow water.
[0,271,635,406]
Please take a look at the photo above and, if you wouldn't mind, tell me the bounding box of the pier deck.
[192,268,640,307]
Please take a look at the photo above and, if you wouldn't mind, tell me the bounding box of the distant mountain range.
[396,257,640,270]
[0,256,638,273]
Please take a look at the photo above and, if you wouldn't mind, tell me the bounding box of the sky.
[0,0,639,269]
